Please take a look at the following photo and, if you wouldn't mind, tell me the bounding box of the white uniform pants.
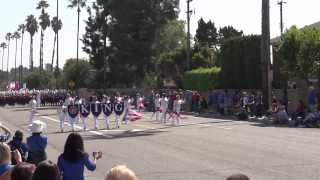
[69,117,75,131]
[104,115,110,129]
[161,109,167,123]
[59,113,66,131]
[115,115,120,128]
[81,116,87,130]
[93,116,99,129]
[155,108,160,121]
[29,109,36,124]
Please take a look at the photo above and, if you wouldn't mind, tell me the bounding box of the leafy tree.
[26,15,38,71]
[195,18,218,48]
[279,26,320,81]
[220,35,262,89]
[83,0,179,88]
[63,59,93,89]
[218,26,243,44]
[24,69,53,89]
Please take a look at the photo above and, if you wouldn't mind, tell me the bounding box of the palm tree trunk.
[51,33,57,72]
[77,2,80,63]
[7,40,10,83]
[14,38,18,82]
[20,32,24,86]
[1,48,4,72]
[40,29,44,70]
[30,36,33,71]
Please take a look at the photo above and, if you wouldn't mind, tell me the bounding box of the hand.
[12,150,22,164]
[93,151,102,160]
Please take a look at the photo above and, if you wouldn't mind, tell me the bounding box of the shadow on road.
[81,129,166,140]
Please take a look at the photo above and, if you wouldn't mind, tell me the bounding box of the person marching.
[122,96,131,125]
[114,96,124,129]
[154,94,161,121]
[29,95,37,125]
[102,95,112,129]
[172,95,184,126]
[57,100,67,133]
[79,97,90,131]
[160,94,169,124]
[136,94,144,112]
[91,96,102,130]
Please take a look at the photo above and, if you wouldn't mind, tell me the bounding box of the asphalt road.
[1,106,320,180]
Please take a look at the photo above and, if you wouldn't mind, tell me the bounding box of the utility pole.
[261,0,271,110]
[186,0,193,71]
[278,0,286,36]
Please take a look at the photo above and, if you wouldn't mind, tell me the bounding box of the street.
[1,106,320,180]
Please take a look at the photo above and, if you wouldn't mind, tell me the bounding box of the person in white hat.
[29,95,37,125]
[26,120,47,165]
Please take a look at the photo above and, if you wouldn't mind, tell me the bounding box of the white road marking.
[40,116,103,136]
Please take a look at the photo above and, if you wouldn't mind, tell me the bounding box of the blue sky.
[0,0,320,70]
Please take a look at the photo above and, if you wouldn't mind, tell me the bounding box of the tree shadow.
[81,129,166,141]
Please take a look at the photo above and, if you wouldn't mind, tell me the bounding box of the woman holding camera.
[57,133,102,180]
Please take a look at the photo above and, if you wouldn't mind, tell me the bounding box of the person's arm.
[83,153,96,171]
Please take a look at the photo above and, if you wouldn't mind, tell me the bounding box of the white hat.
[29,120,46,133]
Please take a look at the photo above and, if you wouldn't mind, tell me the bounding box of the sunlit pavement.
[1,107,320,180]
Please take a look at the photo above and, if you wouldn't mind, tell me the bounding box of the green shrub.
[183,67,221,91]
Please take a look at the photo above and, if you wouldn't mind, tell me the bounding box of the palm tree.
[5,33,12,82]
[261,0,271,109]
[37,0,50,71]
[51,16,62,72]
[68,0,87,63]
[12,31,21,82]
[0,42,7,72]
[18,24,25,84]
[26,15,38,71]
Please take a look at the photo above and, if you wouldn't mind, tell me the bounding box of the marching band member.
[102,95,111,129]
[79,98,89,131]
[154,94,161,121]
[173,95,184,126]
[68,99,76,132]
[29,95,37,125]
[57,100,67,132]
[136,94,144,112]
[114,96,123,129]
[92,96,101,130]
[160,94,169,123]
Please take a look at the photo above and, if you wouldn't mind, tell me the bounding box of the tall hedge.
[219,35,262,89]
[183,67,221,91]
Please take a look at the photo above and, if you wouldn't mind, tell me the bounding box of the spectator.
[57,133,102,180]
[11,162,36,180]
[0,143,22,180]
[199,96,208,114]
[27,120,48,165]
[8,130,28,164]
[226,174,250,180]
[307,85,317,112]
[32,160,61,180]
[105,165,139,180]
[291,100,306,126]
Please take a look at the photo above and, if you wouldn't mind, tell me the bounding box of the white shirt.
[30,99,37,110]
[161,97,169,110]
[155,98,161,108]
[173,99,184,113]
